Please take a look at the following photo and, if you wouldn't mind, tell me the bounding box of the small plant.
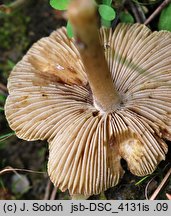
[50,0,116,37]
[98,0,116,27]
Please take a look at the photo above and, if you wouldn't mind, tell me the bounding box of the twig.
[0,132,15,142]
[44,179,52,200]
[166,193,171,200]
[0,166,45,175]
[112,0,126,29]
[50,186,57,200]
[145,176,156,200]
[144,0,171,25]
[8,0,27,8]
[0,0,30,14]
[149,167,171,200]
[128,0,146,23]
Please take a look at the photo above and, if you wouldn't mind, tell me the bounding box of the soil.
[0,0,170,200]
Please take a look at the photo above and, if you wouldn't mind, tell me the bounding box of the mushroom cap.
[5,23,171,196]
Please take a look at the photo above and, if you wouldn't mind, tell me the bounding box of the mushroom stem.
[68,0,121,112]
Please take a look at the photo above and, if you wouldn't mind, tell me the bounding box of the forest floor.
[0,0,170,200]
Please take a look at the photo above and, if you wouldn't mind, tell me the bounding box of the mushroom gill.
[5,22,171,196]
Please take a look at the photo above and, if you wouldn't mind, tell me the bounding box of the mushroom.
[5,0,171,197]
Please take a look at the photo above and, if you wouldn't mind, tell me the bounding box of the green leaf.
[50,0,70,10]
[158,3,171,31]
[119,11,134,23]
[98,4,116,21]
[0,107,4,111]
[66,21,74,38]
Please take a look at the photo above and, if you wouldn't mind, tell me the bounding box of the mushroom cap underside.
[5,23,171,195]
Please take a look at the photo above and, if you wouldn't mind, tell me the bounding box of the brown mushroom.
[5,0,171,197]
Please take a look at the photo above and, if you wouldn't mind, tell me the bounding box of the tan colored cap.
[5,23,171,196]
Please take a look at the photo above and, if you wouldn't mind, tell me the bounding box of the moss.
[0,11,30,51]
[0,10,30,82]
